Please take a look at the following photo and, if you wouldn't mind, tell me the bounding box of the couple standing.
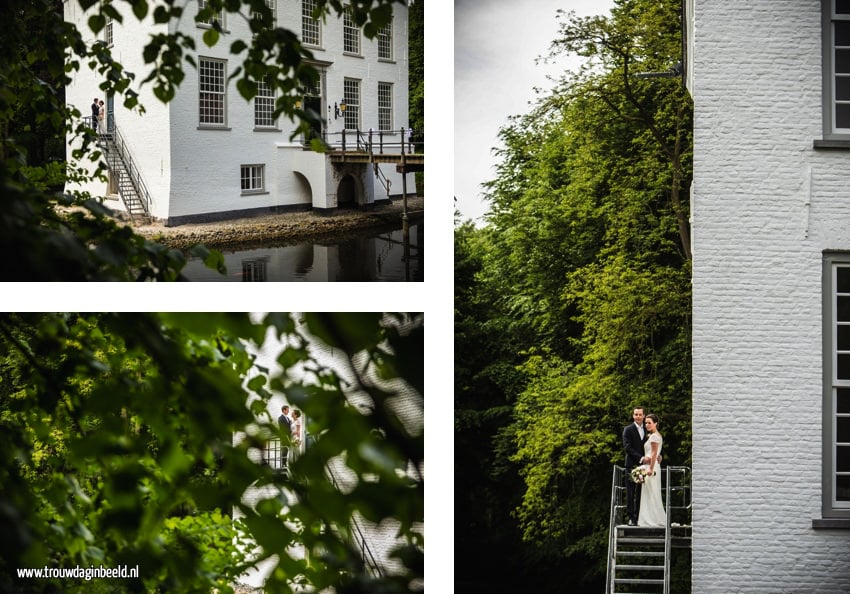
[623,406,666,527]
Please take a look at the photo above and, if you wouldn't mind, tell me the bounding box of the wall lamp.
[332,100,347,119]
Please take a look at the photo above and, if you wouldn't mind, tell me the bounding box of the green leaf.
[202,28,220,47]
[132,0,149,20]
[88,14,106,34]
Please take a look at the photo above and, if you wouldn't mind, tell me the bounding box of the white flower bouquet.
[630,465,651,484]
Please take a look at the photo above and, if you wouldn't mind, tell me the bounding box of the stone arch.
[292,171,312,204]
[337,173,359,208]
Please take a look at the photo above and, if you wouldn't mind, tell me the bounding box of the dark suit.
[278,413,292,466]
[623,423,648,524]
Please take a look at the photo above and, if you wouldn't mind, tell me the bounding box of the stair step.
[616,551,664,557]
[616,538,664,544]
[614,564,664,571]
[614,578,665,585]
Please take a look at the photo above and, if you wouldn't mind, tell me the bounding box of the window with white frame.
[343,6,360,55]
[302,0,321,47]
[377,19,393,61]
[823,254,850,520]
[105,16,114,46]
[822,0,850,139]
[199,58,227,126]
[343,78,360,131]
[254,79,276,128]
[198,0,224,28]
[241,164,265,193]
[378,82,392,131]
[242,258,269,282]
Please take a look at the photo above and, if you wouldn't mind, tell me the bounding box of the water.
[181,221,423,281]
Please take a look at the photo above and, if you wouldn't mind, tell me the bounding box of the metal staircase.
[606,465,691,594]
[89,116,152,223]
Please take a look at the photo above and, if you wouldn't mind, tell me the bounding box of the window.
[105,16,114,46]
[242,257,269,282]
[377,18,393,61]
[254,79,276,128]
[302,0,321,47]
[343,78,360,130]
[198,0,224,28]
[822,0,850,138]
[241,164,265,193]
[823,254,850,519]
[343,6,360,55]
[199,58,226,126]
[378,82,392,131]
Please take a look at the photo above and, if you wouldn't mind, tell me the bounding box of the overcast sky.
[454,0,615,224]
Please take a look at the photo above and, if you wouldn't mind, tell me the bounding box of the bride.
[638,414,666,527]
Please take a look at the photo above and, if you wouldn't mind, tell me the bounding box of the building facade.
[689,0,850,590]
[64,0,414,225]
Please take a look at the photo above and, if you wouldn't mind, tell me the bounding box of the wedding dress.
[637,432,666,527]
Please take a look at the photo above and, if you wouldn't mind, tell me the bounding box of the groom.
[623,406,647,526]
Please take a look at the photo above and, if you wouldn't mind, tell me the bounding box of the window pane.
[838,76,850,100]
[838,445,850,471]
[838,267,850,293]
[837,48,850,72]
[839,294,850,319]
[838,417,850,443]
[840,326,850,350]
[836,103,850,129]
[838,0,850,15]
[838,353,850,379]
[839,388,850,414]
[838,475,850,501]
[837,22,850,46]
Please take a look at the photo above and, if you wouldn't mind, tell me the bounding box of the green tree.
[455,0,692,590]
[0,0,407,280]
[0,313,423,593]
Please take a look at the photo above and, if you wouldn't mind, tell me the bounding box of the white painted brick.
[692,1,850,591]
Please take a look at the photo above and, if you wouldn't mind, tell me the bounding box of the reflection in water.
[182,221,423,282]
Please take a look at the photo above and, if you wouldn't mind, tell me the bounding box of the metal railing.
[605,464,691,594]
[84,115,152,221]
[108,121,153,220]
[323,127,422,155]
[320,442,385,578]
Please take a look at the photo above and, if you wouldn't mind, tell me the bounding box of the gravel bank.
[132,196,424,251]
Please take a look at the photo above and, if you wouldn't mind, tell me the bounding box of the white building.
[688,0,850,591]
[63,0,416,225]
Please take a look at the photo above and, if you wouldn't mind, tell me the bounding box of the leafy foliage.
[0,313,423,592]
[455,0,692,591]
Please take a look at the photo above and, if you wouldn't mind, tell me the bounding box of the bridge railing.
[323,128,423,155]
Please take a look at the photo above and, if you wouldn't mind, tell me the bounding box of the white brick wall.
[693,1,850,591]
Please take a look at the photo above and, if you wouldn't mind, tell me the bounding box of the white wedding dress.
[638,432,666,527]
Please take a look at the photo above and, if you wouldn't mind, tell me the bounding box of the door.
[106,94,114,133]
[305,95,322,144]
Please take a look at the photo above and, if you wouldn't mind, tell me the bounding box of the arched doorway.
[337,174,357,208]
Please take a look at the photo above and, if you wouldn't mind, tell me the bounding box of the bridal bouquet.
[630,465,650,484]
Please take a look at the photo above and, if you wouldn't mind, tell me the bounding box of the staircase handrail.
[320,443,385,578]
[605,464,623,594]
[109,121,153,219]
[664,467,672,594]
[664,465,691,594]
[607,464,691,594]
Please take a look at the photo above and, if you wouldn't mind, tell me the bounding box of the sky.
[454,0,615,224]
